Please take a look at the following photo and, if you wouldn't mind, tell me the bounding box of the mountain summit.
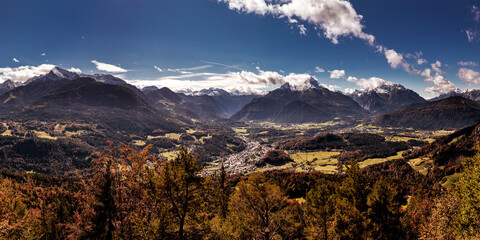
[347,83,425,114]
[25,66,79,85]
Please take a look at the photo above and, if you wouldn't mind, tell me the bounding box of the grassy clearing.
[408,157,434,175]
[290,151,340,163]
[133,140,146,146]
[287,151,340,174]
[64,130,86,136]
[358,151,405,169]
[159,151,178,161]
[186,129,197,134]
[198,135,212,144]
[388,136,417,142]
[1,130,12,136]
[442,172,462,189]
[165,133,181,140]
[147,135,162,140]
[34,131,57,140]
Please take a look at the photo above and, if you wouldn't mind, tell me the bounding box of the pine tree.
[367,178,402,239]
[334,159,368,239]
[304,179,334,240]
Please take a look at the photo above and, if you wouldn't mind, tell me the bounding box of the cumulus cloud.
[315,66,325,73]
[458,61,478,67]
[329,69,345,79]
[0,64,56,82]
[384,49,405,69]
[218,0,375,45]
[68,67,82,73]
[12,58,19,63]
[91,60,128,73]
[347,76,393,90]
[154,66,163,72]
[422,61,458,95]
[458,68,480,86]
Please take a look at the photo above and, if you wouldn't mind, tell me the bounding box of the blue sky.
[1,0,480,98]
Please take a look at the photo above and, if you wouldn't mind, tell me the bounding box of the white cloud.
[154,66,163,72]
[298,24,307,35]
[177,65,213,71]
[0,64,56,82]
[91,60,128,73]
[422,61,458,95]
[68,67,82,73]
[417,59,427,65]
[166,65,213,74]
[473,5,480,22]
[347,76,393,90]
[466,30,479,42]
[315,66,325,73]
[12,58,19,63]
[218,0,375,45]
[458,61,478,67]
[41,53,46,56]
[320,84,339,91]
[343,88,355,94]
[458,68,480,86]
[384,49,405,69]
[329,69,345,79]
[127,68,329,94]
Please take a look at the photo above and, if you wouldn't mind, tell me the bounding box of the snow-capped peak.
[80,73,127,85]
[280,77,324,91]
[25,67,79,85]
[348,83,406,96]
[51,66,78,80]
[179,88,231,96]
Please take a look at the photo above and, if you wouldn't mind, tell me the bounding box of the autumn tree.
[225,174,299,240]
[454,148,480,238]
[304,179,334,240]
[157,146,205,240]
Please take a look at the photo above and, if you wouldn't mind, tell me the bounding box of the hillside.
[374,96,480,130]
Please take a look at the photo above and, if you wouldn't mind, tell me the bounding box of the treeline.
[1,144,480,239]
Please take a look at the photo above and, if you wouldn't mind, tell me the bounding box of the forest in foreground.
[1,143,480,240]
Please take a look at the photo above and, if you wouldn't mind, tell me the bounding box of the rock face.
[347,84,426,114]
[232,78,368,123]
[374,96,480,130]
[0,80,19,97]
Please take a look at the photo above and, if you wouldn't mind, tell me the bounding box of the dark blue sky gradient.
[0,0,479,97]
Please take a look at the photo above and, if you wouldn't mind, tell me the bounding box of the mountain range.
[2,67,480,130]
